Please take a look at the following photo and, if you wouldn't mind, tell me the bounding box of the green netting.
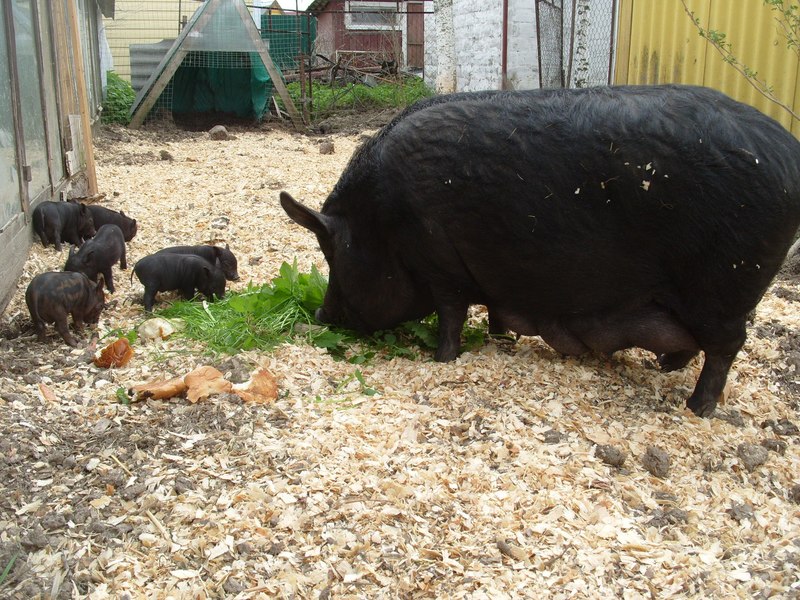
[170,51,272,119]
[260,14,317,71]
[131,0,305,125]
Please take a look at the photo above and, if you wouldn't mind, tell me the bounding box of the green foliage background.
[286,77,433,121]
[101,71,135,125]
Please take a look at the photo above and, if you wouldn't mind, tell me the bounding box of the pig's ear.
[280,192,332,239]
[96,274,105,289]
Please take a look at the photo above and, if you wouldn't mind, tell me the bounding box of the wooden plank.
[67,0,97,194]
[232,0,306,130]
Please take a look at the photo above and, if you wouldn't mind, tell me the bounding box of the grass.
[0,551,19,587]
[101,70,430,127]
[285,76,433,121]
[153,260,487,364]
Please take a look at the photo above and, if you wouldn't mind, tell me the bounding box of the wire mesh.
[536,0,565,88]
[537,0,616,89]
[565,0,616,88]
[105,1,314,126]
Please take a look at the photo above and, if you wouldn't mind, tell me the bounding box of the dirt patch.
[0,122,799,598]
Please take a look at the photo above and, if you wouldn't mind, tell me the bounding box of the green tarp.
[171,52,272,120]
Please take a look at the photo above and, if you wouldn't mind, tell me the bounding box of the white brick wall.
[506,1,538,90]
[425,0,539,93]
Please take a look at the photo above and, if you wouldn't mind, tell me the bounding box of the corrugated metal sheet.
[615,0,800,135]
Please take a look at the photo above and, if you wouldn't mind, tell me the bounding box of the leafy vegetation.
[101,71,136,125]
[284,76,433,121]
[155,260,487,363]
[681,0,800,121]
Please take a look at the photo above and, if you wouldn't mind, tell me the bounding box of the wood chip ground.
[0,121,799,599]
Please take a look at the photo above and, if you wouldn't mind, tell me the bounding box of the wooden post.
[66,0,98,195]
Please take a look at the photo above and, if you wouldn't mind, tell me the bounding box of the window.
[346,2,399,30]
[0,5,19,229]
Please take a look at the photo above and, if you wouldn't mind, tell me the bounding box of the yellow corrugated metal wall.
[615,0,800,136]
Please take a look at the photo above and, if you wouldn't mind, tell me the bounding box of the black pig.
[281,85,800,417]
[64,224,127,293]
[133,253,226,312]
[86,205,138,242]
[25,271,105,347]
[32,201,96,250]
[154,244,239,281]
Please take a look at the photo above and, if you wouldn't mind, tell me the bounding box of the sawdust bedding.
[0,117,799,599]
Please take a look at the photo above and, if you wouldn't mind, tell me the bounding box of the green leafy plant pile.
[284,77,433,121]
[101,71,135,125]
[156,260,487,363]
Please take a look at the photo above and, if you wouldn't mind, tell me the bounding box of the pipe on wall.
[501,0,508,89]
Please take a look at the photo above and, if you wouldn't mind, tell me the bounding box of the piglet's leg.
[33,319,47,343]
[120,246,127,270]
[434,298,468,362]
[143,288,157,312]
[103,268,115,294]
[56,316,78,347]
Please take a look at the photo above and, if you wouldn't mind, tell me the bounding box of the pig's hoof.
[686,394,716,417]
[434,345,459,362]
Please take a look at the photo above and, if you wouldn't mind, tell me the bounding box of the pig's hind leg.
[181,286,197,301]
[142,287,158,312]
[103,268,115,294]
[685,318,747,417]
[31,318,48,343]
[56,314,78,347]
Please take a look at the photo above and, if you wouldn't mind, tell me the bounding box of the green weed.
[283,77,433,121]
[0,551,19,586]
[156,260,487,363]
[102,71,135,125]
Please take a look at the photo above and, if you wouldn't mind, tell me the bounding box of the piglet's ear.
[280,192,333,240]
[68,245,76,258]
